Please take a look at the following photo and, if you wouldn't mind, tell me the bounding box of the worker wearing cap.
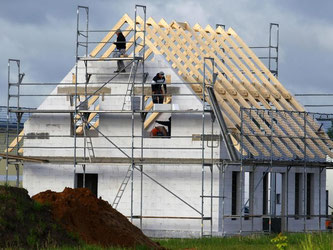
[151,71,167,103]
[113,29,126,73]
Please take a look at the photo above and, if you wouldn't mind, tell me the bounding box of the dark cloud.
[1,0,333,113]
[276,0,333,23]
[0,0,77,24]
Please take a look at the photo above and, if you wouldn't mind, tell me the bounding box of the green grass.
[158,235,273,250]
[44,233,333,249]
[156,233,333,250]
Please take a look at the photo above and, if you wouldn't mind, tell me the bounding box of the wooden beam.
[215,27,324,158]
[57,86,111,95]
[5,130,24,153]
[90,14,130,57]
[0,153,48,163]
[76,104,100,134]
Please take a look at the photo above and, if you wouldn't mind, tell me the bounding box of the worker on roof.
[151,71,167,104]
[113,29,126,73]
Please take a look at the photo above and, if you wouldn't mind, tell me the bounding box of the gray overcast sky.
[1,0,333,112]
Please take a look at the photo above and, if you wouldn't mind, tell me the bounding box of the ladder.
[121,59,140,110]
[83,125,95,162]
[112,165,132,209]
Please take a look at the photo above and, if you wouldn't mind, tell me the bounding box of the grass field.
[53,233,333,249]
[157,233,333,250]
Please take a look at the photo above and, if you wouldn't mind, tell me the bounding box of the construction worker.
[113,29,126,73]
[156,117,171,137]
[150,126,168,137]
[151,71,167,103]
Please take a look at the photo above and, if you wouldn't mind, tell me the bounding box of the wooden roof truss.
[9,14,332,162]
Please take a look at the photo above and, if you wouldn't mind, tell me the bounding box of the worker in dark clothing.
[151,71,167,103]
[113,29,126,73]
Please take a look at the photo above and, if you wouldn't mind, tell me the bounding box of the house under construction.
[5,6,333,237]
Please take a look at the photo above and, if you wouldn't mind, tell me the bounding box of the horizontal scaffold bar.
[8,109,211,114]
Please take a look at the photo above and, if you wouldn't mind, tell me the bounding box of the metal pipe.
[286,166,290,232]
[73,6,80,188]
[210,117,214,236]
[240,147,244,234]
[269,109,274,234]
[140,164,143,229]
[201,58,206,237]
[319,167,322,231]
[15,164,19,187]
[207,87,238,161]
[221,163,226,235]
[303,113,307,232]
[6,60,11,185]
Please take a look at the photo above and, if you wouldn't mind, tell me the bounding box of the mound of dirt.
[32,187,162,249]
[0,186,78,248]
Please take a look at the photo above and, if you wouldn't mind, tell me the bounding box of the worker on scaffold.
[113,29,126,73]
[151,71,167,104]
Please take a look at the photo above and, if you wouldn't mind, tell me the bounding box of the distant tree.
[327,121,333,140]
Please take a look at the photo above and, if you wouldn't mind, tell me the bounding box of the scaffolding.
[5,5,333,237]
[232,108,333,233]
[4,5,218,237]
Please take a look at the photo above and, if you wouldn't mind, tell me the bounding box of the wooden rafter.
[21,14,329,161]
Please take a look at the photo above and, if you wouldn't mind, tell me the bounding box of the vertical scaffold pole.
[16,62,24,187]
[135,4,146,229]
[140,164,143,229]
[6,59,22,186]
[319,167,322,231]
[202,59,206,237]
[202,57,215,236]
[130,59,135,223]
[303,112,307,232]
[240,108,244,234]
[83,7,89,188]
[210,117,214,236]
[141,6,146,230]
[6,60,12,185]
[269,23,279,78]
[269,110,274,234]
[73,7,80,188]
[74,5,89,189]
[221,163,226,235]
[286,166,291,232]
[131,6,137,223]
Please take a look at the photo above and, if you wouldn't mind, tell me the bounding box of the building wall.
[23,162,220,237]
[326,169,333,214]
[220,165,326,234]
[23,162,326,237]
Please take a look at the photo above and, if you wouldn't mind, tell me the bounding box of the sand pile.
[32,187,162,249]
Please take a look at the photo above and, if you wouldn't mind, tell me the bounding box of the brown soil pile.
[0,186,78,248]
[32,187,162,249]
